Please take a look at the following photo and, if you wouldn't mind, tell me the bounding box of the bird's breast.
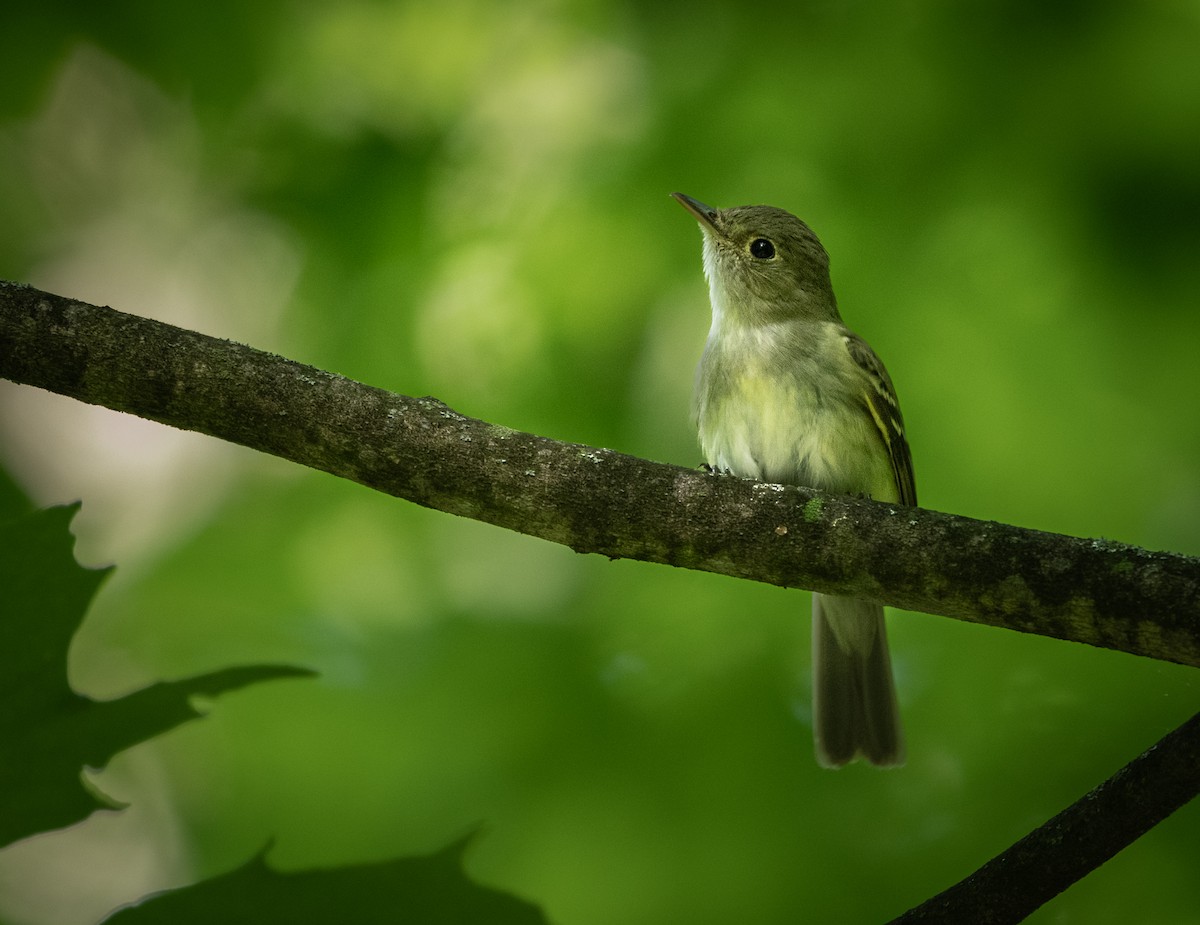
[694,333,895,499]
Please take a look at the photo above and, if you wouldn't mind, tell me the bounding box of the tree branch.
[2,281,1199,668]
[889,710,1200,924]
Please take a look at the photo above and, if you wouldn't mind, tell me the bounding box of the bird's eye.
[749,238,775,259]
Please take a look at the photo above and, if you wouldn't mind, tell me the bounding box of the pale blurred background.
[1,2,1198,923]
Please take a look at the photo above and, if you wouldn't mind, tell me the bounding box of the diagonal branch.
[2,281,1199,667]
[889,710,1200,924]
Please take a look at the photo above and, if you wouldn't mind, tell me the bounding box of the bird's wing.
[843,331,917,507]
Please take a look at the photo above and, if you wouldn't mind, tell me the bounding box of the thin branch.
[2,282,1199,668]
[889,710,1200,924]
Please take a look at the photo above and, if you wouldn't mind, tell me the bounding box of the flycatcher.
[673,192,915,768]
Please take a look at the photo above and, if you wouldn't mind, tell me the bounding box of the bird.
[673,192,915,767]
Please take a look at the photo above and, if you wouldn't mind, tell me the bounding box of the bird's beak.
[672,192,721,235]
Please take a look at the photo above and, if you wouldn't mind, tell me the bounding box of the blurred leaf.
[0,462,32,521]
[103,836,551,925]
[0,504,313,847]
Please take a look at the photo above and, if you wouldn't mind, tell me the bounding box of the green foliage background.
[1,1,1199,922]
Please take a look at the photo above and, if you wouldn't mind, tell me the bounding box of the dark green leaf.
[103,836,551,925]
[0,504,313,847]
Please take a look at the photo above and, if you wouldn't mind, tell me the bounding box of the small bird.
[673,192,915,768]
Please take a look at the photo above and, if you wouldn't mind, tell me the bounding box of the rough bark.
[2,281,1199,668]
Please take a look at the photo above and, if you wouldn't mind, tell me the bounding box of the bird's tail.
[811,592,904,768]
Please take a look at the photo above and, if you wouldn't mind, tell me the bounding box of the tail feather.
[812,592,904,768]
